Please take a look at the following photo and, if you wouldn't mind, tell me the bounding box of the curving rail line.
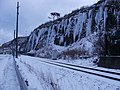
[38,59,120,82]
[51,61,120,75]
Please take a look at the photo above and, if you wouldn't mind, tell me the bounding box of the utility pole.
[16,2,20,58]
[14,29,15,39]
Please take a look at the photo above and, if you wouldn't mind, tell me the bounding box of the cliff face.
[25,0,120,58]
[1,0,119,58]
[24,0,120,58]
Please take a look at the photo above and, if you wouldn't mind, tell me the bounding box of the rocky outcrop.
[24,0,120,58]
[1,0,120,59]
[0,37,28,54]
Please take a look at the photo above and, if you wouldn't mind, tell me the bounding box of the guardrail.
[13,57,28,90]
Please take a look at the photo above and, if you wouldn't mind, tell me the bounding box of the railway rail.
[51,61,120,75]
[38,59,120,82]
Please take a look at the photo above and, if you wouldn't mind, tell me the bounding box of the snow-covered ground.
[0,54,120,90]
[0,55,20,90]
[15,55,120,90]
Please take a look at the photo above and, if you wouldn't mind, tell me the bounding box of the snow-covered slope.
[24,0,120,58]
[0,37,28,54]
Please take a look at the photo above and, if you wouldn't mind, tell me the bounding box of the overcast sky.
[0,0,99,44]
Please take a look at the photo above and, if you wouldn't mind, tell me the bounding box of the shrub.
[61,49,88,59]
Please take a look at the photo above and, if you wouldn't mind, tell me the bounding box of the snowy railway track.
[38,59,120,82]
[51,61,120,75]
